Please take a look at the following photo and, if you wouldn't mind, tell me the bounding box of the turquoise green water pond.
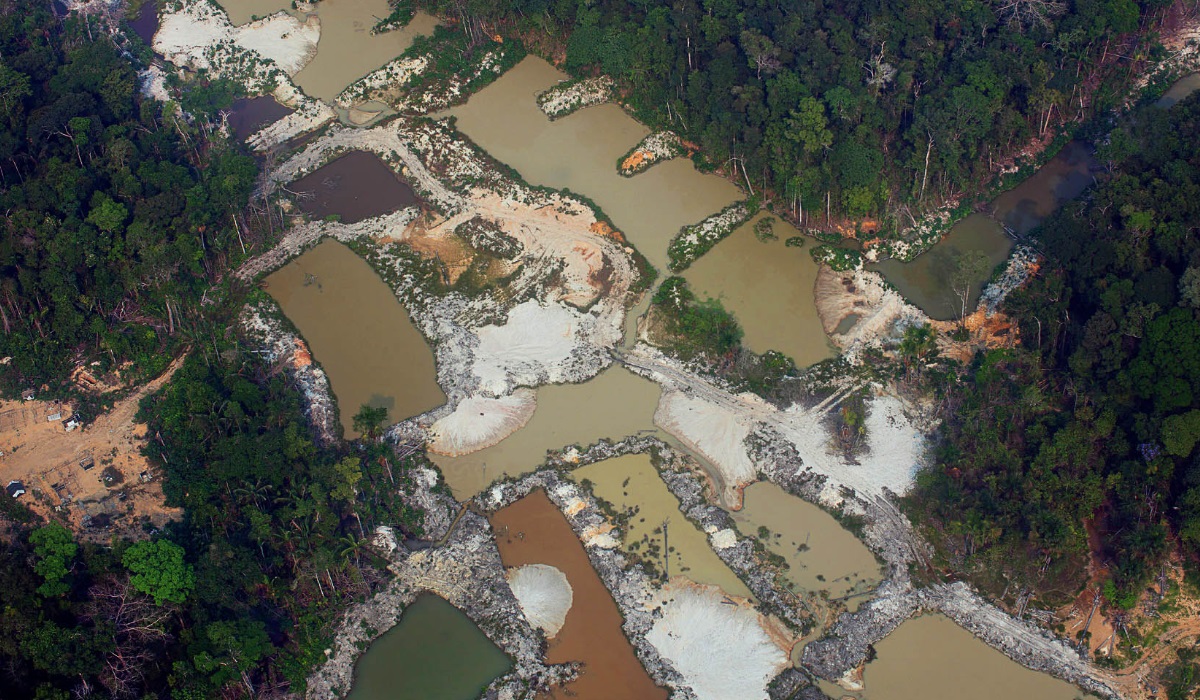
[347,594,511,700]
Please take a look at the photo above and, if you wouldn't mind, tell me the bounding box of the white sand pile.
[646,579,790,700]
[427,390,536,456]
[473,301,583,395]
[155,2,319,77]
[655,389,757,506]
[506,564,573,638]
[626,345,925,505]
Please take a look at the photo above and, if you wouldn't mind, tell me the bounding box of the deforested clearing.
[646,579,791,700]
[505,564,574,639]
[155,2,319,76]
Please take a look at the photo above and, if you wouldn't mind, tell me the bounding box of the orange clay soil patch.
[491,489,667,700]
[588,220,625,243]
[0,356,185,537]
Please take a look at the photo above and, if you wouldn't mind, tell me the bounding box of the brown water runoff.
[491,490,667,700]
[264,239,445,438]
[857,614,1090,700]
[289,150,418,224]
[432,366,663,499]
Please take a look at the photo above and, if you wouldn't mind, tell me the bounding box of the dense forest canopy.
[910,93,1200,612]
[416,0,1164,226]
[0,0,257,392]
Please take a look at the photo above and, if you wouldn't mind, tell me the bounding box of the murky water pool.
[728,481,881,611]
[347,593,511,700]
[990,141,1099,236]
[491,489,667,700]
[228,95,293,141]
[215,0,290,26]
[292,2,437,102]
[129,1,158,44]
[1156,72,1200,108]
[874,141,1099,320]
[289,150,418,224]
[870,214,1013,321]
[264,239,445,438]
[433,366,662,499]
[685,212,834,366]
[572,454,752,598]
[449,57,742,271]
[856,614,1088,700]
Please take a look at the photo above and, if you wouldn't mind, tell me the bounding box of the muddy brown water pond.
[289,150,418,224]
[215,0,290,26]
[347,593,511,700]
[292,3,437,102]
[728,482,882,612]
[573,454,752,598]
[685,212,834,367]
[228,96,293,141]
[874,141,1099,320]
[129,1,158,45]
[432,366,663,499]
[1157,72,1200,108]
[852,614,1090,700]
[264,239,444,438]
[449,57,742,271]
[491,489,667,700]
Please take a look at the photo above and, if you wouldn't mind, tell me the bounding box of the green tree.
[29,523,77,597]
[1163,411,1200,458]
[122,539,194,605]
[352,404,389,439]
[786,97,832,156]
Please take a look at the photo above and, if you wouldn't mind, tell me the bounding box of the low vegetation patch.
[667,202,753,272]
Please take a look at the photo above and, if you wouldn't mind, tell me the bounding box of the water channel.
[1157,72,1200,108]
[264,239,444,438]
[872,140,1100,320]
[346,593,511,700]
[491,489,667,700]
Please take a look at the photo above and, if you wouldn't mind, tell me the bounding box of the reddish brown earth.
[490,490,667,700]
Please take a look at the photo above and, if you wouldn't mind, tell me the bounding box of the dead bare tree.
[992,0,1067,31]
[81,577,173,698]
